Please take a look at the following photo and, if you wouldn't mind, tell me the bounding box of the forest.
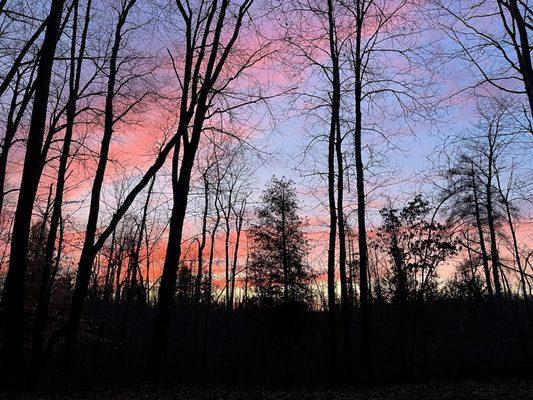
[0,0,532,395]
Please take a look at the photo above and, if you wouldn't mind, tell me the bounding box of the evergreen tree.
[248,177,312,307]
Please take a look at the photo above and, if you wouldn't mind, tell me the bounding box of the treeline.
[0,0,531,390]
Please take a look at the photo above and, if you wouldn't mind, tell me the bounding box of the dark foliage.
[247,178,313,307]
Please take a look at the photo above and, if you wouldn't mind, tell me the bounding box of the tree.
[0,60,38,218]
[30,0,93,379]
[217,145,252,312]
[435,0,533,124]
[495,162,531,306]
[248,177,312,306]
[198,155,224,382]
[150,0,269,380]
[444,256,486,300]
[376,195,457,304]
[375,194,457,377]
[440,97,530,300]
[63,0,141,368]
[1,0,65,381]
[326,0,344,374]
[342,0,436,378]
[496,0,533,119]
[441,155,495,297]
[0,2,47,98]
[439,96,532,302]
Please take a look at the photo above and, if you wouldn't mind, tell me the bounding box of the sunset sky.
[2,0,532,289]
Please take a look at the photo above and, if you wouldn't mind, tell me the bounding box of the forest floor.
[6,378,533,400]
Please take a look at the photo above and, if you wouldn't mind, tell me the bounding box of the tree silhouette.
[376,195,457,304]
[248,177,312,307]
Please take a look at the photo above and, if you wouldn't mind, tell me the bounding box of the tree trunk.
[1,0,65,381]
[354,4,372,379]
[495,170,530,318]
[224,192,232,311]
[149,0,251,380]
[30,0,91,380]
[194,174,210,303]
[229,200,245,310]
[199,194,221,383]
[135,176,155,303]
[501,0,533,118]
[471,164,493,297]
[325,0,339,379]
[281,187,289,304]
[485,147,502,298]
[63,0,135,366]
[150,129,201,379]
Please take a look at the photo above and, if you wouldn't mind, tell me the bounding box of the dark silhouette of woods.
[0,0,532,392]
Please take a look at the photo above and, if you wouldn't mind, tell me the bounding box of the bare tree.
[438,96,531,300]
[435,0,533,124]
[342,0,436,378]
[0,61,37,217]
[30,0,93,379]
[0,4,47,98]
[496,0,533,118]
[63,0,146,366]
[495,164,531,311]
[149,0,270,379]
[1,0,65,381]
[326,0,341,375]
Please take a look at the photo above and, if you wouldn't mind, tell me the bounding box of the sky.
[98,1,532,281]
[3,0,533,291]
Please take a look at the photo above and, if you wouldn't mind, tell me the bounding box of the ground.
[5,378,533,400]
